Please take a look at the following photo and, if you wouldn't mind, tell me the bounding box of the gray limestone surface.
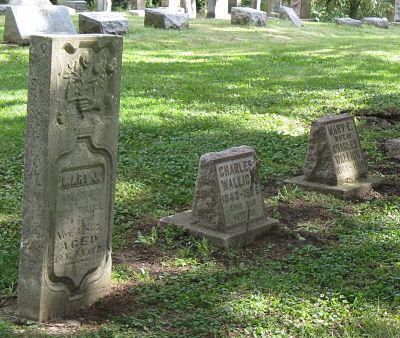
[279,5,303,27]
[159,146,278,247]
[18,34,123,322]
[144,8,189,29]
[79,12,129,35]
[231,7,266,26]
[4,6,76,45]
[385,138,400,160]
[363,17,389,29]
[335,17,362,27]
[284,114,379,200]
[303,114,367,185]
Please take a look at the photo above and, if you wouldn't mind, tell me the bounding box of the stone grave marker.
[18,34,122,322]
[159,146,278,247]
[144,8,189,29]
[231,7,266,26]
[79,12,129,35]
[279,5,303,27]
[285,114,380,199]
[363,17,389,29]
[4,6,76,45]
[335,17,363,27]
[395,0,400,22]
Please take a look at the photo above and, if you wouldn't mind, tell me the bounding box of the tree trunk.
[349,0,361,19]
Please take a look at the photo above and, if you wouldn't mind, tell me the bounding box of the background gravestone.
[18,34,122,322]
[159,146,278,247]
[285,114,380,199]
[79,12,129,35]
[4,6,76,45]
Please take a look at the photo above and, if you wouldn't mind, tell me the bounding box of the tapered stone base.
[159,210,278,248]
[284,175,381,200]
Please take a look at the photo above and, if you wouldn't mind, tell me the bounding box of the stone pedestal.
[18,34,122,322]
[284,114,380,199]
[79,12,129,35]
[159,146,278,248]
[231,7,266,26]
[144,8,189,29]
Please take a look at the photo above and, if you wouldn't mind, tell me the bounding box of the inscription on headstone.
[285,114,379,199]
[17,34,122,322]
[4,6,76,45]
[216,156,264,227]
[159,146,278,247]
[324,117,366,183]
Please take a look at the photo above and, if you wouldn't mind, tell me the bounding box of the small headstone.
[144,8,189,29]
[207,0,229,19]
[18,34,122,322]
[279,5,303,27]
[285,114,380,199]
[4,6,76,45]
[335,17,363,27]
[386,138,400,160]
[159,146,278,247]
[95,0,111,11]
[231,7,266,26]
[363,17,389,29]
[79,12,129,35]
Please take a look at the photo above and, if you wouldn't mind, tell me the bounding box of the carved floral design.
[62,49,117,120]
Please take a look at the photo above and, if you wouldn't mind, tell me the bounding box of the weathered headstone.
[159,146,278,247]
[79,12,129,35]
[279,6,303,27]
[144,8,189,29]
[335,17,363,27]
[231,7,266,26]
[363,17,389,29]
[207,0,229,19]
[285,115,380,199]
[386,138,400,160]
[4,6,76,45]
[95,0,111,11]
[18,34,122,322]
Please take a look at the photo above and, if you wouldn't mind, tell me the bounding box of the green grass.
[1,16,400,336]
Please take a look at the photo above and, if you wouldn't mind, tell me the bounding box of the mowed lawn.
[1,16,400,336]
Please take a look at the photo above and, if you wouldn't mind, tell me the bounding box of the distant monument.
[18,34,122,322]
[285,115,380,199]
[160,146,278,248]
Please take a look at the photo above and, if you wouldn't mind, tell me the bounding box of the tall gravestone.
[395,0,400,22]
[159,146,278,247]
[18,34,122,322]
[285,114,380,199]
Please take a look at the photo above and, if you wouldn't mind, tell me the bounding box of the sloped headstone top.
[231,7,266,26]
[159,146,278,247]
[4,6,76,45]
[79,12,129,35]
[285,114,380,199]
[335,17,362,27]
[18,34,123,322]
[144,8,189,30]
[363,17,389,29]
[303,114,367,185]
[279,5,303,27]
